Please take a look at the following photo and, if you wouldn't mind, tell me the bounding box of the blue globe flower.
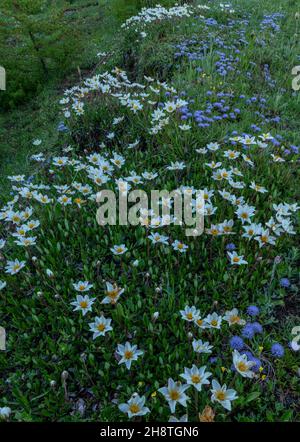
[242,323,255,339]
[280,278,290,288]
[271,343,285,358]
[252,322,263,334]
[229,336,244,351]
[247,305,260,316]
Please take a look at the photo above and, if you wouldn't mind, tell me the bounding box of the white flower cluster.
[121,4,197,30]
[60,68,187,135]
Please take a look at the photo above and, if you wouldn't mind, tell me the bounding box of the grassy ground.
[0,0,299,422]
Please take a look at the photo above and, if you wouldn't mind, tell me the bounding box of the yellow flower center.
[169,390,180,401]
[97,324,105,332]
[196,319,203,326]
[211,319,218,327]
[191,375,201,384]
[129,404,140,414]
[107,289,119,301]
[124,351,133,360]
[216,391,226,401]
[237,361,247,372]
[233,257,240,263]
[186,312,193,320]
[80,301,88,308]
[74,198,84,204]
[230,315,240,323]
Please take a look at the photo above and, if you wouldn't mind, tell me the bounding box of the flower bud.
[61,370,69,381]
[152,311,159,321]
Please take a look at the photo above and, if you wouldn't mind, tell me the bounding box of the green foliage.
[0,1,88,109]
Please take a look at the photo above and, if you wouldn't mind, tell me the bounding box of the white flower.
[207,142,220,151]
[111,244,128,255]
[180,365,212,391]
[46,269,54,278]
[172,240,188,253]
[250,182,268,193]
[119,394,150,418]
[58,195,72,206]
[232,350,256,378]
[73,281,93,292]
[26,219,40,230]
[194,315,206,329]
[89,315,113,339]
[242,223,262,239]
[179,124,191,131]
[71,295,96,316]
[166,161,186,170]
[223,309,246,326]
[5,259,26,275]
[241,136,256,146]
[235,204,256,224]
[0,239,6,249]
[210,379,238,411]
[223,150,240,160]
[164,101,177,113]
[14,236,37,247]
[32,139,42,146]
[158,378,190,413]
[53,156,69,167]
[204,312,222,329]
[0,406,11,419]
[180,305,200,322]
[169,414,188,422]
[116,342,143,370]
[192,339,213,354]
[148,232,169,245]
[0,281,7,291]
[102,282,124,304]
[228,251,248,265]
[254,229,276,248]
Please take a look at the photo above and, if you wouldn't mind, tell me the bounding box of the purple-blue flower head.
[249,356,262,372]
[271,343,285,358]
[229,336,244,351]
[247,305,260,317]
[242,323,255,339]
[280,278,290,288]
[226,243,236,251]
[252,322,263,334]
